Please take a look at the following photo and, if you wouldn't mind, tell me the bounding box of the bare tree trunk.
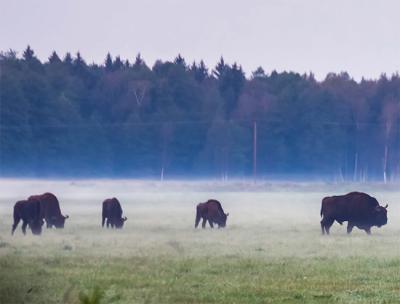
[353,153,358,182]
[383,145,388,184]
[253,121,257,184]
[339,168,344,183]
[361,166,367,183]
[364,166,368,182]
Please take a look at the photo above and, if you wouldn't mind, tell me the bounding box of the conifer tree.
[48,51,61,64]
[105,53,113,72]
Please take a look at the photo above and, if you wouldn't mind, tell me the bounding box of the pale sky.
[1,0,399,80]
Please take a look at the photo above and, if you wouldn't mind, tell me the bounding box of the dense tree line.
[1,46,400,181]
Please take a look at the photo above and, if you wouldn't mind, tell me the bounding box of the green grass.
[2,254,400,303]
[1,180,400,303]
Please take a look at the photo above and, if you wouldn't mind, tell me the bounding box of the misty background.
[1,48,400,180]
[1,1,400,180]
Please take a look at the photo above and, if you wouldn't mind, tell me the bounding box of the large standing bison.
[102,198,127,229]
[12,199,44,235]
[195,199,229,228]
[320,192,388,235]
[28,193,69,228]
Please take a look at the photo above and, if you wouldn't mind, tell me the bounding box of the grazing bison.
[28,193,69,228]
[12,199,44,235]
[102,198,127,229]
[320,192,388,235]
[195,199,229,229]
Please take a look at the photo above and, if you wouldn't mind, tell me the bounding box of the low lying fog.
[1,179,399,231]
[2,179,400,259]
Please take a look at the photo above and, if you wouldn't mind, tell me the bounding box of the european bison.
[320,191,388,235]
[102,198,127,229]
[195,199,229,228]
[11,199,44,235]
[28,193,69,228]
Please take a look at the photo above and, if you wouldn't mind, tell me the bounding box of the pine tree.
[213,57,227,79]
[73,52,88,77]
[251,66,266,79]
[105,53,113,72]
[48,51,61,64]
[74,52,86,67]
[191,60,208,82]
[113,55,123,70]
[174,54,186,68]
[63,52,73,65]
[0,49,17,60]
[134,53,144,67]
[22,45,35,61]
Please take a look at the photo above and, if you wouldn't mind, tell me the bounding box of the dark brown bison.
[102,198,127,229]
[12,199,44,235]
[28,193,69,228]
[195,199,229,228]
[320,192,388,235]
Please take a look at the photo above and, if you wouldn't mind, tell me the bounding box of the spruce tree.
[48,51,61,64]
[105,53,113,72]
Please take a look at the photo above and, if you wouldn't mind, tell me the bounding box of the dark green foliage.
[1,47,400,180]
[79,287,104,304]
[63,52,73,66]
[104,53,113,72]
[48,51,61,64]
[191,60,208,83]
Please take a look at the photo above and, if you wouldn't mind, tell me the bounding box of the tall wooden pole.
[353,152,358,182]
[383,145,388,184]
[253,121,257,183]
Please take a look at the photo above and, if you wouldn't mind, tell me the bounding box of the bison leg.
[208,219,214,228]
[46,220,52,229]
[321,217,334,235]
[347,223,354,234]
[320,220,325,235]
[102,216,106,228]
[21,221,28,235]
[195,212,201,228]
[201,217,207,228]
[364,227,371,235]
[11,214,21,235]
[106,219,110,228]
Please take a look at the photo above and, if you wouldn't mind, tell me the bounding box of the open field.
[1,180,400,303]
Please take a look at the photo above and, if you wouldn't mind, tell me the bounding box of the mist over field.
[3,1,400,302]
[3,49,400,182]
[1,179,400,303]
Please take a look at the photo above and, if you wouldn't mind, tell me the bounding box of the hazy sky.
[1,0,399,80]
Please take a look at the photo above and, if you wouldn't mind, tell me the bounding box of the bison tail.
[195,206,201,228]
[320,197,328,217]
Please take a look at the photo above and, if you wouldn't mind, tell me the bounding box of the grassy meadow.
[1,180,400,303]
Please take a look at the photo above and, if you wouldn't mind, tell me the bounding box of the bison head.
[52,215,69,228]
[29,219,44,235]
[374,204,388,227]
[217,212,229,228]
[115,216,128,229]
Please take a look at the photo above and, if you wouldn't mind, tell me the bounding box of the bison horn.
[123,216,127,221]
[226,213,229,217]
[64,215,69,219]
[384,204,388,209]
